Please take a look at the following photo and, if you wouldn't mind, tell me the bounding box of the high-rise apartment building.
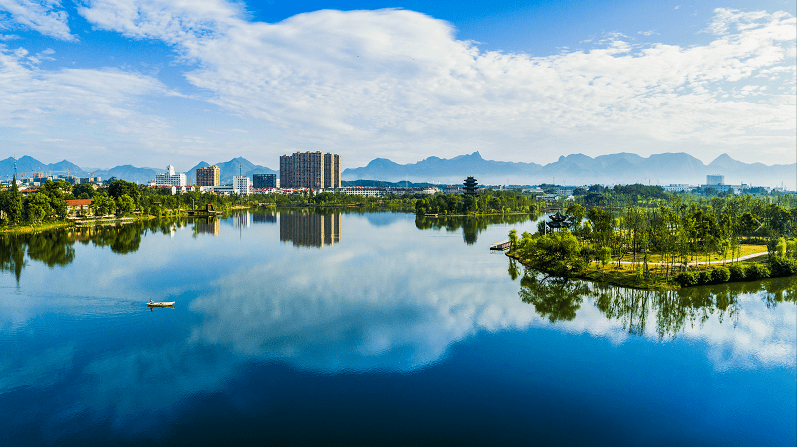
[279,151,341,189]
[196,165,220,187]
[323,153,340,189]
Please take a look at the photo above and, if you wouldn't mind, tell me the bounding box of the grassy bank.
[0,221,74,234]
[1,214,159,234]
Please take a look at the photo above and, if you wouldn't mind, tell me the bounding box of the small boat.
[147,301,175,307]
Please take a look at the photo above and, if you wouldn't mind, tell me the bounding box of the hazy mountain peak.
[709,153,737,165]
[452,151,482,160]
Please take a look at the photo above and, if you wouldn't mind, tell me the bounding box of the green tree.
[598,246,612,273]
[40,179,71,217]
[108,179,141,208]
[566,203,586,227]
[508,229,518,251]
[72,183,95,199]
[516,231,585,279]
[3,175,24,225]
[25,192,52,223]
[116,194,135,216]
[92,193,115,216]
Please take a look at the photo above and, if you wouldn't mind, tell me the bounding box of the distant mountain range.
[1,152,793,187]
[343,152,796,187]
[0,156,276,185]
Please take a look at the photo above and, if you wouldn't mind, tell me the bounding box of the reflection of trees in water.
[0,236,27,282]
[519,274,590,322]
[0,218,181,281]
[25,231,76,267]
[516,264,796,338]
[415,214,536,245]
[508,259,520,281]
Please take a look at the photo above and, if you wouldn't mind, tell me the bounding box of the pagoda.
[463,176,479,197]
[545,211,573,231]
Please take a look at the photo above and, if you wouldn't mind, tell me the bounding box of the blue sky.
[1,0,795,172]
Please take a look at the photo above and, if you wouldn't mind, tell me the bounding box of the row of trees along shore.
[0,177,427,227]
[508,191,796,288]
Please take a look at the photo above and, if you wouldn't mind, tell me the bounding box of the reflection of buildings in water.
[234,212,250,228]
[252,212,277,224]
[194,218,221,236]
[280,212,341,248]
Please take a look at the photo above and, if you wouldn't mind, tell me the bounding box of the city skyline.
[1,0,795,170]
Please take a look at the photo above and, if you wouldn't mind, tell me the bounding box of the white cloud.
[0,41,199,164]
[2,2,795,167]
[0,0,74,40]
[70,4,796,166]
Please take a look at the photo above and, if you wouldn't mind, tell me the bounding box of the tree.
[566,203,586,228]
[92,193,115,216]
[116,194,135,216]
[108,179,141,208]
[4,175,24,225]
[25,193,52,223]
[508,229,518,251]
[598,246,612,273]
[72,183,95,199]
[40,179,71,217]
[516,231,585,279]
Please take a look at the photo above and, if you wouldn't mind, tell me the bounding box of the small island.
[506,199,796,290]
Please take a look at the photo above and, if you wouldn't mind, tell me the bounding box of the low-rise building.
[66,199,93,215]
[663,184,695,192]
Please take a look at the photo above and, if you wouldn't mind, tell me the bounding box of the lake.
[1,209,794,446]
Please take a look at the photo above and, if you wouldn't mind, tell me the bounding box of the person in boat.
[149,298,154,304]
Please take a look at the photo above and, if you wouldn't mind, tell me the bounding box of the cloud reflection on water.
[186,213,796,373]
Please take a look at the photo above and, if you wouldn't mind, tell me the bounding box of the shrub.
[697,270,712,285]
[711,267,731,284]
[728,264,746,281]
[675,271,698,287]
[770,257,797,277]
[745,263,770,280]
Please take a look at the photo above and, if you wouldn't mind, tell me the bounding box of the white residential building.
[233,176,252,195]
[155,165,187,187]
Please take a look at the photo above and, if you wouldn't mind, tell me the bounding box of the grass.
[0,221,72,234]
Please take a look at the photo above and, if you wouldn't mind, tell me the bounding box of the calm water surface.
[1,210,794,446]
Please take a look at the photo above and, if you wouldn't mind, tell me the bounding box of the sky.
[1,0,795,172]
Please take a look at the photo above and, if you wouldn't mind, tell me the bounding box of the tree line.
[415,189,539,215]
[0,178,428,226]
